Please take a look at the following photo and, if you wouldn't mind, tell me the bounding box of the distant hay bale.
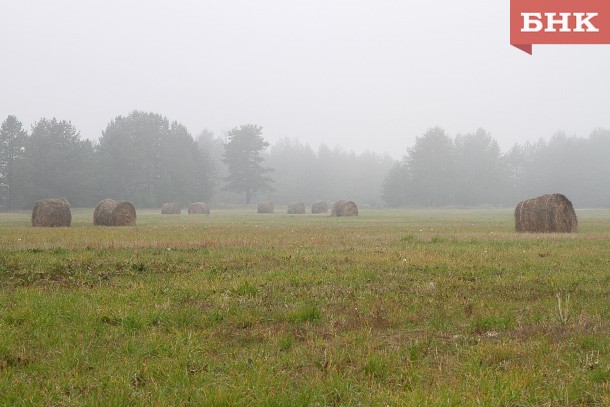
[257,201,273,214]
[287,202,305,214]
[161,202,181,214]
[515,193,577,233]
[311,201,328,214]
[331,200,358,217]
[188,202,210,214]
[94,199,136,226]
[31,198,72,227]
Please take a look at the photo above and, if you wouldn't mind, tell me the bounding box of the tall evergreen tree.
[0,115,28,209]
[161,121,214,204]
[222,124,273,205]
[582,128,610,207]
[98,111,213,206]
[265,138,316,204]
[381,160,410,207]
[28,118,95,206]
[453,128,504,205]
[196,129,226,198]
[407,127,455,206]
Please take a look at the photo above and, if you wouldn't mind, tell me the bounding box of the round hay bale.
[287,202,305,214]
[311,201,329,214]
[257,201,274,214]
[31,198,72,227]
[161,202,181,214]
[515,193,577,233]
[188,202,210,214]
[331,200,358,217]
[94,199,136,226]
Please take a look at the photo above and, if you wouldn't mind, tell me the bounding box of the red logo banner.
[510,0,610,54]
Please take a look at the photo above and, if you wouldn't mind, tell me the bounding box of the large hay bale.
[331,200,358,217]
[94,199,136,226]
[188,202,210,214]
[31,198,71,227]
[287,202,305,214]
[257,201,273,214]
[311,201,328,214]
[161,202,181,214]
[515,193,577,233]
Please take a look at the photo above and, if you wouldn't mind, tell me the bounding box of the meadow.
[0,208,608,406]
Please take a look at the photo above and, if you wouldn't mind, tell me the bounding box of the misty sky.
[2,0,610,158]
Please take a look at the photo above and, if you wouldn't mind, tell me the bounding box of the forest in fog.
[1,111,609,210]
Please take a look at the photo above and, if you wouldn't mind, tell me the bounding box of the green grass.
[0,208,608,405]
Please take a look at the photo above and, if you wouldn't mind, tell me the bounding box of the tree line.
[197,132,395,208]
[1,112,608,209]
[382,127,610,208]
[0,112,213,209]
[0,111,393,209]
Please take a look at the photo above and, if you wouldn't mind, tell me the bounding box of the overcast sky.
[2,0,609,158]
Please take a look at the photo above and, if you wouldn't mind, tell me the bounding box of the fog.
[2,0,610,157]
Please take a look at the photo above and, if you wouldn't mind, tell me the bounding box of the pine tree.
[98,111,213,206]
[0,115,28,209]
[222,124,273,204]
[28,118,95,206]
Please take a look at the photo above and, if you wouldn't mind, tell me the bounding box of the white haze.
[1,0,610,158]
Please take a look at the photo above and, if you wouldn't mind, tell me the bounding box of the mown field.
[0,208,608,406]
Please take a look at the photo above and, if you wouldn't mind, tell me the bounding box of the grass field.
[0,208,608,405]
